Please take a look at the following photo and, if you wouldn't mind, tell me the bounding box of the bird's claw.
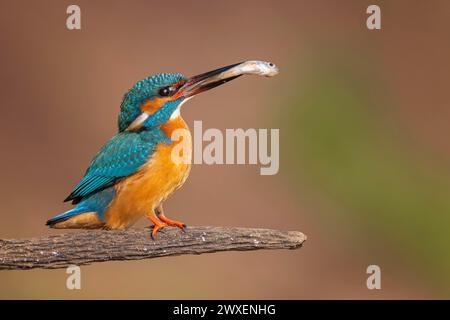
[150,222,168,240]
[148,213,186,239]
[158,214,186,231]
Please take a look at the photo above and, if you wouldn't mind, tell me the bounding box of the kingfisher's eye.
[159,87,171,97]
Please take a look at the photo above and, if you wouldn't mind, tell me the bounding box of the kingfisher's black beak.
[179,60,279,98]
[180,62,243,98]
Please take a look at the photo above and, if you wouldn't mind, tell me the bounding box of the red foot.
[148,216,168,239]
[158,213,186,230]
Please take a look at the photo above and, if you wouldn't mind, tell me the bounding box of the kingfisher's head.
[118,61,279,132]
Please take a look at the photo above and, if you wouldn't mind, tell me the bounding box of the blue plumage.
[65,128,171,203]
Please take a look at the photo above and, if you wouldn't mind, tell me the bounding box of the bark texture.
[0,226,306,270]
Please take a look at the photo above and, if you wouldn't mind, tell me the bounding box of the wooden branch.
[0,226,306,270]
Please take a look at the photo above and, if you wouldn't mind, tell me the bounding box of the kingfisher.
[46,60,279,237]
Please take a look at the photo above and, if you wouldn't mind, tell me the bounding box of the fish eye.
[268,62,275,68]
[159,87,171,97]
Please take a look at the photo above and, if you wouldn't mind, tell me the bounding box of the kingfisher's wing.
[65,130,168,203]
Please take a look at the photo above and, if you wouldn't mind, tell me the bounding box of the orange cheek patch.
[140,97,172,115]
[140,79,186,116]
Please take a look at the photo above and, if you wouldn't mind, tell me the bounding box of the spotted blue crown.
[118,73,186,131]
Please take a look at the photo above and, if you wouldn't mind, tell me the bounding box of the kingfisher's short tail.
[46,206,90,226]
[46,206,104,229]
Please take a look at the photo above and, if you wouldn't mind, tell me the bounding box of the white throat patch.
[170,97,192,120]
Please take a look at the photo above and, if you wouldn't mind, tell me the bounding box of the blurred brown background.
[0,0,449,299]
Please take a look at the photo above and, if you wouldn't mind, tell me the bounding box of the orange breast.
[104,117,192,229]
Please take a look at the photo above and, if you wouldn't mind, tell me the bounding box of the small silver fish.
[222,60,279,78]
